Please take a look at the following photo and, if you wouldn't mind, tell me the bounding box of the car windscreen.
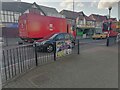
[42,33,56,39]
[49,34,58,39]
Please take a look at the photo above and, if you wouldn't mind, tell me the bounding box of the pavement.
[2,43,118,88]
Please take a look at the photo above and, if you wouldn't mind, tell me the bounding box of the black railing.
[2,40,80,84]
[2,44,36,83]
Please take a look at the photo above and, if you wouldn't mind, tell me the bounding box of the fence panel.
[2,44,36,84]
[35,44,55,65]
[2,41,79,84]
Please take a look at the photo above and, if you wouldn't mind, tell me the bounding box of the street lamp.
[73,0,77,39]
[106,7,112,46]
[73,0,75,28]
[108,7,112,19]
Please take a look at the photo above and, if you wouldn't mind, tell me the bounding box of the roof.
[40,5,59,16]
[89,14,107,22]
[84,15,95,21]
[2,2,62,17]
[2,2,32,12]
[60,10,84,20]
[109,18,117,21]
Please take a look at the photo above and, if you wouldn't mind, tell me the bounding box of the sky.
[2,0,120,20]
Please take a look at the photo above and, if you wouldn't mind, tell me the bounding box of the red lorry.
[19,13,74,42]
[102,20,118,37]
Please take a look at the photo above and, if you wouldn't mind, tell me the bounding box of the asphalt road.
[2,38,106,49]
[2,39,107,68]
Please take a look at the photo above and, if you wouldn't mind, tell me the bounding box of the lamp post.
[106,7,112,46]
[73,0,75,29]
[73,0,77,39]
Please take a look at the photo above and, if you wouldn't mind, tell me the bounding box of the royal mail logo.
[49,24,53,31]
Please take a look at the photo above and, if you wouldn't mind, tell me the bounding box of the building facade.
[89,14,107,27]
[60,10,96,38]
[60,10,84,26]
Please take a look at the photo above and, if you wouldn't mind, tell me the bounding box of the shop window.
[1,14,4,22]
[11,15,14,22]
[4,15,8,22]
[14,13,19,21]
[8,15,11,22]
[3,11,7,15]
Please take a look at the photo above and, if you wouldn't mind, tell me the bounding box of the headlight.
[35,41,46,46]
[35,42,42,46]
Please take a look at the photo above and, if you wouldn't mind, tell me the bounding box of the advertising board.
[56,40,72,58]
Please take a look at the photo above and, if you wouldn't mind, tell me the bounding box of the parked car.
[92,33,107,39]
[34,33,75,52]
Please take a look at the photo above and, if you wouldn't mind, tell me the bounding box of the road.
[2,38,107,62]
[2,39,107,67]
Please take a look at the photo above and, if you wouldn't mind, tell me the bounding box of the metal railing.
[1,40,80,84]
[2,44,36,84]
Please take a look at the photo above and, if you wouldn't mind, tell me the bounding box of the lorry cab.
[103,20,118,37]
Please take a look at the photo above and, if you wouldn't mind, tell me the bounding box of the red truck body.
[19,13,73,41]
[102,20,118,37]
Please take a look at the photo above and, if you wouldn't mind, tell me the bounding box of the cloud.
[1,0,16,2]
[76,2,84,7]
[60,0,84,11]
[98,0,120,9]
[91,0,98,7]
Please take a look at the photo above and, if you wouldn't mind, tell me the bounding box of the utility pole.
[73,0,77,39]
[73,0,75,26]
[106,7,112,46]
[73,0,74,13]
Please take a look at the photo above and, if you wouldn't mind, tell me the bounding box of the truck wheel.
[47,44,53,53]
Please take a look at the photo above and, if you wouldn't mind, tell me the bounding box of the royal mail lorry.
[19,13,74,42]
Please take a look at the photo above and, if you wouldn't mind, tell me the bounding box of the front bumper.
[36,45,47,52]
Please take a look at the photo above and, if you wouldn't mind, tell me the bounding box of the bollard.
[77,39,80,54]
[54,42,56,61]
[106,37,109,46]
[34,44,38,66]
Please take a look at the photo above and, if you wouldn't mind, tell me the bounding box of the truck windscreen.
[103,22,112,31]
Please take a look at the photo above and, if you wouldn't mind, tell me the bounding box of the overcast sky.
[2,0,120,20]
